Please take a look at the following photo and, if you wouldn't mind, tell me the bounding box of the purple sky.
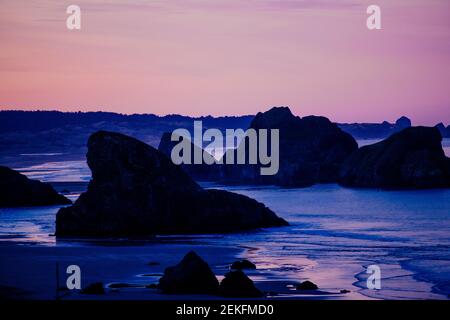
[0,0,449,125]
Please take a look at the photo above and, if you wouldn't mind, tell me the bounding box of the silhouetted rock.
[339,127,450,188]
[219,270,263,297]
[296,280,318,290]
[56,131,287,236]
[435,123,450,138]
[230,259,256,270]
[221,107,358,187]
[158,251,219,294]
[80,282,105,294]
[158,132,219,181]
[0,166,71,208]
[395,116,412,129]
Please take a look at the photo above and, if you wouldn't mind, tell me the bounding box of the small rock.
[0,166,71,208]
[158,251,219,294]
[230,259,256,270]
[296,280,318,290]
[80,282,105,295]
[219,270,263,298]
[340,289,350,294]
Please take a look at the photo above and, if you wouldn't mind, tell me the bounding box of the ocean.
[0,139,449,299]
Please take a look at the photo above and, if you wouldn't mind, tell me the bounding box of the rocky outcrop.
[157,107,357,187]
[396,116,412,129]
[221,107,358,187]
[219,270,263,297]
[0,166,71,208]
[230,259,256,270]
[55,131,287,237]
[339,127,450,189]
[296,280,318,290]
[158,251,219,294]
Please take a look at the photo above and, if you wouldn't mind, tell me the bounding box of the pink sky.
[0,0,449,125]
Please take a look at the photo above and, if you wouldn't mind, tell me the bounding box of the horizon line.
[2,106,447,126]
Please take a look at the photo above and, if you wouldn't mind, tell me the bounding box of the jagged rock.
[158,251,219,294]
[296,280,318,290]
[339,127,450,188]
[80,282,105,294]
[55,131,287,236]
[219,270,263,297]
[221,107,358,187]
[0,166,71,208]
[157,107,357,187]
[230,259,256,270]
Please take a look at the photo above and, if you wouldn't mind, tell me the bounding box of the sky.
[0,0,449,125]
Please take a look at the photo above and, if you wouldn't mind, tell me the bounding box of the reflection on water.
[214,184,450,300]
[15,160,90,182]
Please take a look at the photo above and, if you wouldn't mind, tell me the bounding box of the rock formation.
[0,166,71,208]
[339,127,450,188]
[221,107,358,187]
[230,259,256,270]
[395,116,412,129]
[219,270,263,297]
[158,251,219,294]
[157,107,358,187]
[55,131,287,237]
[435,123,450,138]
[296,280,318,290]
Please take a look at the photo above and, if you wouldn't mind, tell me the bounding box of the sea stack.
[55,131,287,237]
[339,127,450,189]
[221,107,358,187]
[0,166,71,208]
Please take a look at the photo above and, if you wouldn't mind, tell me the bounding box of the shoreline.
[0,238,362,300]
[0,231,448,300]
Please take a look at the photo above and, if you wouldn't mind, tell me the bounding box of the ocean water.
[1,138,450,299]
[1,182,449,299]
[213,184,450,299]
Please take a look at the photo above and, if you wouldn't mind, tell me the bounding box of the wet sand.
[0,240,361,300]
